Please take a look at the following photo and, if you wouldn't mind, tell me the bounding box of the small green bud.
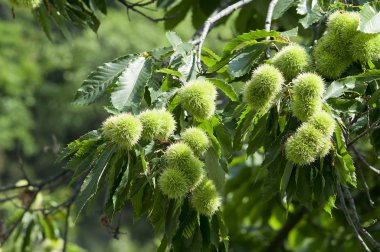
[285,123,327,165]
[138,109,176,140]
[350,33,380,63]
[191,179,221,216]
[243,64,284,111]
[291,73,325,121]
[179,80,217,119]
[102,113,142,149]
[271,44,312,81]
[159,168,190,199]
[165,142,194,168]
[181,127,209,156]
[308,111,335,137]
[327,11,360,41]
[10,0,41,8]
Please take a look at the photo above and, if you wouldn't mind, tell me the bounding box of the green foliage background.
[1,0,380,251]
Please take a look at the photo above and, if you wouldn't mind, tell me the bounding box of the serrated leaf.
[207,79,239,102]
[74,54,139,105]
[359,3,380,34]
[296,0,322,28]
[273,0,295,20]
[228,43,267,78]
[280,26,298,37]
[280,161,294,197]
[75,145,116,219]
[334,124,357,187]
[323,194,336,216]
[204,148,226,193]
[166,31,192,57]
[323,71,378,100]
[223,30,280,55]
[111,57,153,111]
[113,152,134,212]
[156,68,183,78]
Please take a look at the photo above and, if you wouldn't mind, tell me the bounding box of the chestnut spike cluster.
[178,80,217,119]
[285,73,335,165]
[243,61,334,165]
[313,11,380,79]
[101,109,176,149]
[159,127,221,216]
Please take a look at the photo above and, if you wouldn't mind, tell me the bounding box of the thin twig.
[195,0,255,72]
[337,183,370,252]
[191,0,234,41]
[0,190,38,245]
[358,167,374,207]
[62,205,71,252]
[342,186,380,250]
[118,0,170,22]
[0,195,20,204]
[265,0,278,58]
[348,117,380,147]
[351,146,380,176]
[0,170,70,192]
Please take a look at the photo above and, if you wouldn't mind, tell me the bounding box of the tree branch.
[348,117,380,147]
[264,0,278,58]
[351,146,380,176]
[0,190,38,246]
[337,183,370,252]
[358,167,374,207]
[63,205,71,252]
[0,169,70,192]
[118,0,171,22]
[341,186,380,250]
[195,0,255,72]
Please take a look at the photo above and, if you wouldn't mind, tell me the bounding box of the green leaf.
[280,161,294,197]
[92,0,107,14]
[156,68,183,78]
[280,27,299,37]
[165,200,182,241]
[75,145,116,218]
[223,30,280,55]
[228,43,267,78]
[233,107,257,149]
[204,148,226,193]
[74,54,139,105]
[207,79,239,102]
[273,0,295,20]
[113,152,134,212]
[57,130,100,163]
[323,72,374,100]
[323,194,336,216]
[111,57,154,111]
[359,3,380,34]
[296,0,322,28]
[334,124,357,187]
[166,31,192,57]
[246,114,268,155]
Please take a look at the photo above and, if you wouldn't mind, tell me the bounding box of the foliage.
[3,0,380,252]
